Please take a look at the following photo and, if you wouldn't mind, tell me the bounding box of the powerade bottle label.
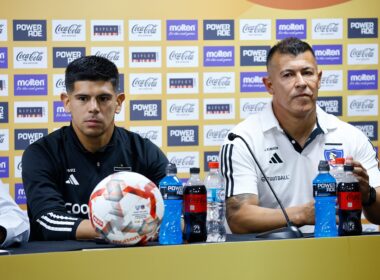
[160,184,183,200]
[313,182,336,197]
[184,194,207,213]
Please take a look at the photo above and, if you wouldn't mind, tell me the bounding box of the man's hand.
[345,156,371,204]
[75,220,101,240]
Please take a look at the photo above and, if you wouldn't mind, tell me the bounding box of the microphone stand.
[228,133,303,239]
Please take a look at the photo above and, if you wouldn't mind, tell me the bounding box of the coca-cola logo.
[350,99,374,110]
[55,24,82,35]
[131,24,158,34]
[242,24,267,33]
[170,156,195,166]
[55,78,65,88]
[16,51,43,62]
[350,48,375,58]
[139,130,158,140]
[94,51,120,61]
[242,102,267,112]
[206,129,229,139]
[0,24,4,33]
[206,77,231,87]
[132,77,157,88]
[322,74,339,85]
[169,50,194,61]
[169,103,195,113]
[17,161,22,170]
[314,23,339,33]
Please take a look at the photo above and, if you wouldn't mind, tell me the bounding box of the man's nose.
[294,73,307,88]
[88,98,100,112]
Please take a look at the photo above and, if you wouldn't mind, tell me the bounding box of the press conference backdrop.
[0,0,378,229]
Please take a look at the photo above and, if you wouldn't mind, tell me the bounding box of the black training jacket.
[22,125,168,241]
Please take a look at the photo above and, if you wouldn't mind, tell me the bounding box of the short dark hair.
[266,37,315,67]
[65,55,119,93]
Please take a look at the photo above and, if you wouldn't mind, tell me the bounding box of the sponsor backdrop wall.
[0,0,379,229]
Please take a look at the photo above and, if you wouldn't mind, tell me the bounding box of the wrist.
[363,186,376,207]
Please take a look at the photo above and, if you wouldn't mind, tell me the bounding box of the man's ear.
[60,92,70,113]
[262,76,274,96]
[115,93,125,114]
[317,70,322,89]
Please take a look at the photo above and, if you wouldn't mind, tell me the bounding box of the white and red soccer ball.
[88,171,164,245]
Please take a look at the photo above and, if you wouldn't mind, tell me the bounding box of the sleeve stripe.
[41,215,75,226]
[36,219,73,232]
[47,212,78,221]
[221,144,234,198]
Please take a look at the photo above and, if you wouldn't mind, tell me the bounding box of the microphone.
[227,132,303,239]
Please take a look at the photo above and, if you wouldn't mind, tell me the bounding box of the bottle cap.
[344,164,354,172]
[335,158,345,165]
[318,160,330,171]
[208,161,219,169]
[189,167,200,174]
[166,163,177,174]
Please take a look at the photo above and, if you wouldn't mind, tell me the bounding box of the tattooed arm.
[226,194,315,234]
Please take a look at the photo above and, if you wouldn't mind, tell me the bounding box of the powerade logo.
[0,157,9,178]
[0,102,8,123]
[130,100,161,121]
[240,72,266,92]
[0,47,7,68]
[14,74,47,96]
[167,20,198,40]
[240,46,270,66]
[348,18,378,38]
[204,151,219,171]
[317,96,342,116]
[13,20,46,41]
[313,45,342,65]
[348,70,378,90]
[168,126,198,146]
[14,128,48,150]
[203,46,234,67]
[53,47,85,68]
[15,184,26,204]
[349,121,378,141]
[276,19,306,39]
[54,101,71,122]
[203,20,234,40]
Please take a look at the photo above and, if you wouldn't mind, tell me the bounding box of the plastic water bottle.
[205,161,226,242]
[313,160,338,238]
[158,163,183,245]
[330,157,345,185]
[338,164,362,236]
[183,167,207,243]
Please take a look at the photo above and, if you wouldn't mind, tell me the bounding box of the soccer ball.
[88,171,164,245]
